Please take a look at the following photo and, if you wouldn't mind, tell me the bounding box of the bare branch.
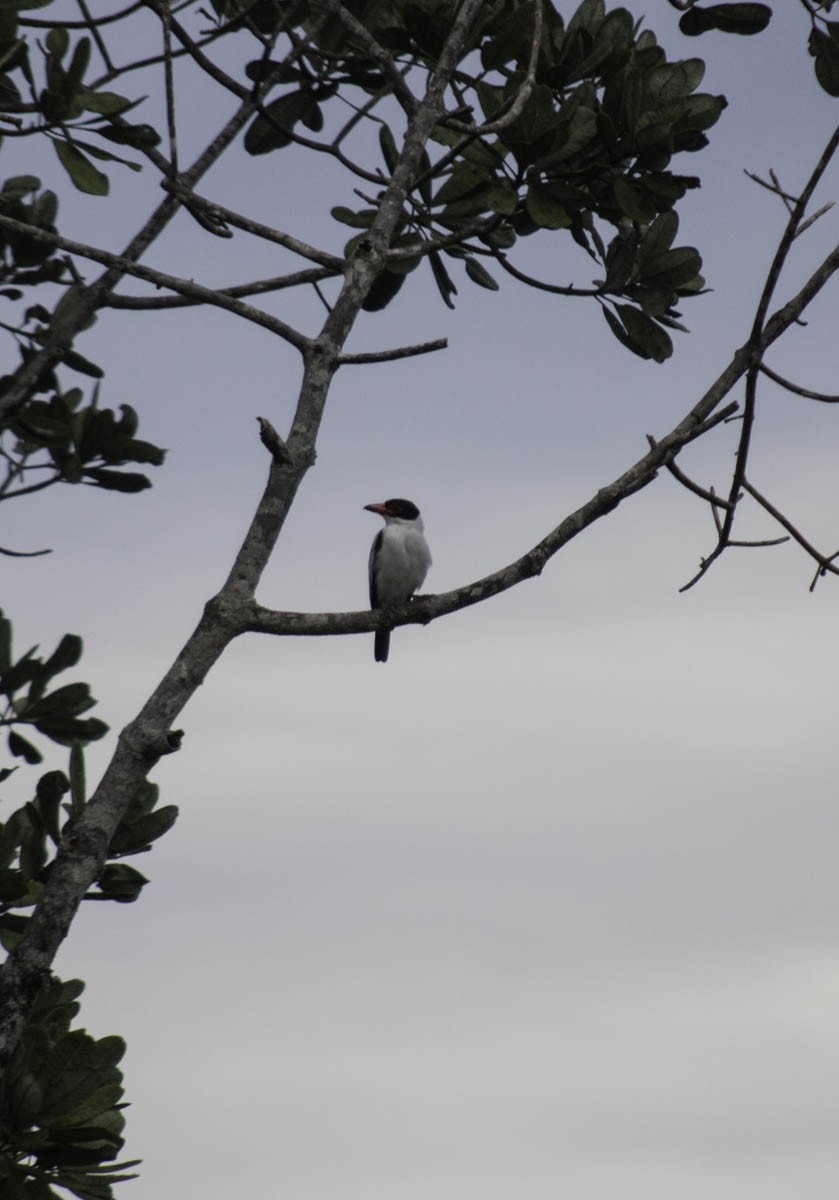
[0,214,313,353]
[0,544,52,557]
[162,183,346,269]
[160,0,180,175]
[645,434,734,509]
[339,337,447,365]
[105,267,339,310]
[490,247,602,297]
[758,362,839,402]
[19,0,143,27]
[682,125,839,589]
[741,478,839,583]
[730,126,839,493]
[76,0,115,71]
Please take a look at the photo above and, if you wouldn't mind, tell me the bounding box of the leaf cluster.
[0,976,140,1200]
[1,705,177,936]
[0,620,107,768]
[0,176,65,292]
[231,0,725,358]
[0,11,158,198]
[4,387,166,496]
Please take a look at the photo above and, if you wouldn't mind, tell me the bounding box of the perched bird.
[364,498,432,663]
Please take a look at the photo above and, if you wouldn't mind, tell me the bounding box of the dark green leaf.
[65,36,90,95]
[361,269,406,312]
[0,612,11,674]
[52,140,108,196]
[330,206,376,228]
[28,682,95,719]
[434,163,488,207]
[428,249,457,309]
[110,805,179,856]
[33,715,108,746]
[82,468,150,492]
[244,91,308,155]
[810,28,839,97]
[639,245,702,290]
[96,121,161,148]
[464,258,499,291]
[80,90,133,115]
[45,27,69,58]
[1,647,42,695]
[613,177,657,223]
[69,740,86,811]
[300,98,323,132]
[680,3,771,37]
[35,769,69,842]
[66,136,141,172]
[9,730,42,764]
[2,175,40,198]
[614,303,673,362]
[91,863,148,902]
[525,185,571,229]
[379,123,399,173]
[42,634,82,678]
[61,347,104,378]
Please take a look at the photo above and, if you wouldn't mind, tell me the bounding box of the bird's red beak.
[364,502,389,516]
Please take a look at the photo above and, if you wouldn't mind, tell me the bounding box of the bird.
[364,498,432,663]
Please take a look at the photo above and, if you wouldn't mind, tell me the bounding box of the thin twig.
[645,436,732,508]
[162,183,345,269]
[340,336,447,364]
[160,0,179,175]
[76,0,114,71]
[759,361,839,402]
[741,477,839,584]
[685,125,839,589]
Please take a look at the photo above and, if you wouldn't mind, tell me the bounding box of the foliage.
[0,977,140,1200]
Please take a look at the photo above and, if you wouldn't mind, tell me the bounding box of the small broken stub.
[256,417,292,465]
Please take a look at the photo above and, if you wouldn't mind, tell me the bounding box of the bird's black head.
[382,498,420,520]
[364,498,421,520]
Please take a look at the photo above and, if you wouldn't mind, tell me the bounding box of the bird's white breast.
[371,520,431,605]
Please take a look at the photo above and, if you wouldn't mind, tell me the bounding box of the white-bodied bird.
[364,498,432,663]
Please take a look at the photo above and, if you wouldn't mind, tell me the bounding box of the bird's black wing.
[368,530,383,608]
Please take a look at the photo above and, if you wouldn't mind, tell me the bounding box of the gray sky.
[4,3,839,1198]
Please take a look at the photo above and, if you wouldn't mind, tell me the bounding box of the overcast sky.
[4,3,839,1199]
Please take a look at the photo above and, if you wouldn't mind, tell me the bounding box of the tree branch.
[709,125,839,570]
[104,267,339,310]
[759,361,839,402]
[0,214,312,353]
[339,337,447,364]
[161,184,345,269]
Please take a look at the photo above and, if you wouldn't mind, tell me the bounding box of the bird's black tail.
[374,628,391,663]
